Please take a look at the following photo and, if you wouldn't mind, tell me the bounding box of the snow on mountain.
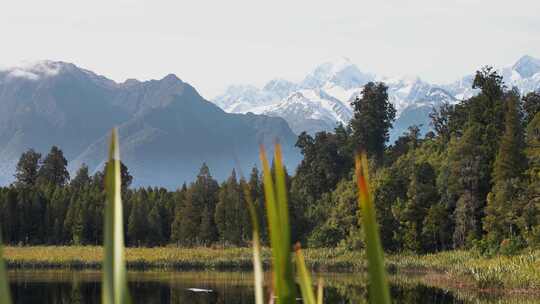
[301,57,374,90]
[213,55,540,141]
[265,90,353,135]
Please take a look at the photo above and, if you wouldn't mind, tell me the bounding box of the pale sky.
[1,0,539,99]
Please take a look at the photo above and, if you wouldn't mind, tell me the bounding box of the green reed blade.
[316,278,323,304]
[242,182,265,304]
[355,153,391,304]
[294,243,316,304]
[0,235,11,304]
[102,128,131,304]
[260,144,296,304]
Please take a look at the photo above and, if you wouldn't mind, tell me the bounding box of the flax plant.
[102,128,131,304]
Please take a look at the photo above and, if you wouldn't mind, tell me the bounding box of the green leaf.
[242,181,265,304]
[102,128,131,304]
[355,153,391,304]
[260,144,296,304]
[294,243,316,304]
[317,278,323,304]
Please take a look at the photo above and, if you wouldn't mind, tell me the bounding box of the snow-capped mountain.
[213,55,540,141]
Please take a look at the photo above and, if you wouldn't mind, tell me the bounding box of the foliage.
[37,146,70,187]
[13,149,41,187]
[349,82,396,163]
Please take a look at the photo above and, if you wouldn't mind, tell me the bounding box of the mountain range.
[213,55,540,141]
[0,61,300,188]
[1,55,538,188]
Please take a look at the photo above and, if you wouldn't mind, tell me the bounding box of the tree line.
[0,146,258,246]
[1,66,540,253]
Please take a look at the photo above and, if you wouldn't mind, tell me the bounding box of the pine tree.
[94,161,133,190]
[64,197,85,245]
[215,170,246,245]
[248,166,267,243]
[170,184,187,245]
[176,187,199,246]
[192,163,219,244]
[14,149,41,187]
[38,146,70,186]
[127,192,148,246]
[147,203,164,246]
[71,164,91,189]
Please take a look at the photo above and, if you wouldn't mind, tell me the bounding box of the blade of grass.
[242,181,265,304]
[273,143,295,298]
[316,278,323,304]
[355,153,391,304]
[260,144,296,304]
[0,234,11,304]
[294,243,316,304]
[102,128,130,304]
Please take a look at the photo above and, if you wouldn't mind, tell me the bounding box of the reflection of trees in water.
[169,285,255,304]
[10,280,256,304]
[12,271,540,303]
[322,274,460,303]
[70,279,82,304]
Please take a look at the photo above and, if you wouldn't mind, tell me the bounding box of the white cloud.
[7,69,40,80]
[1,61,62,80]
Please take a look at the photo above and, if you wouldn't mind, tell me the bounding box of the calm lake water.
[6,270,538,303]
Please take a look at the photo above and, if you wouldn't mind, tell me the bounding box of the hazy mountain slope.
[0,61,300,187]
[72,85,300,188]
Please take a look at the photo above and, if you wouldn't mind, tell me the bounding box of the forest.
[1,66,540,255]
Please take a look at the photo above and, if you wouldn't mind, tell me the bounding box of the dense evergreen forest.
[1,66,540,254]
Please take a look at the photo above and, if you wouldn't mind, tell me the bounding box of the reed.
[259,144,298,303]
[102,128,131,304]
[355,153,391,304]
[242,176,265,304]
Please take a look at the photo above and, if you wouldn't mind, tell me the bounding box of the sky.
[1,0,539,99]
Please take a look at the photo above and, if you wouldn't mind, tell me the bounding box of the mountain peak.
[513,55,540,78]
[302,56,373,90]
[311,56,355,77]
[162,73,182,83]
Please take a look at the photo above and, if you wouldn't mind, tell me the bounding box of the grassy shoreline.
[4,246,540,291]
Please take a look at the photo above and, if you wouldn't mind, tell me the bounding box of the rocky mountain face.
[213,55,540,141]
[0,61,300,188]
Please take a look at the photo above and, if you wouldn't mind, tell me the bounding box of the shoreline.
[3,246,540,292]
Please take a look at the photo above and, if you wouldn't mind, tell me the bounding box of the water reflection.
[7,270,540,303]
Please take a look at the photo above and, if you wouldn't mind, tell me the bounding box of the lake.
[6,270,538,303]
